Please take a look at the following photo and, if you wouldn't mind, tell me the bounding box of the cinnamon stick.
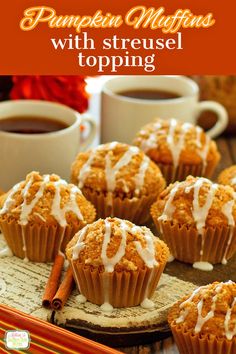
[52,266,75,310]
[42,254,65,308]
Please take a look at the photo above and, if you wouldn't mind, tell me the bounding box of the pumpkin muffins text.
[20,6,215,33]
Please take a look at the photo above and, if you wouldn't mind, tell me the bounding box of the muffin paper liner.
[0,217,80,262]
[82,188,158,225]
[151,218,236,264]
[70,261,166,307]
[157,158,218,184]
[170,323,236,354]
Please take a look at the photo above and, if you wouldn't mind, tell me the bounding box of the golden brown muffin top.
[133,118,220,167]
[71,142,166,199]
[151,176,236,229]
[66,217,169,272]
[0,171,96,228]
[0,192,8,209]
[218,165,236,192]
[168,281,236,340]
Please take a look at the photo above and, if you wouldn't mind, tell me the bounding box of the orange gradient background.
[0,0,235,74]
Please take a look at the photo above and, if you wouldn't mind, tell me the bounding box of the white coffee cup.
[101,75,228,144]
[0,100,96,190]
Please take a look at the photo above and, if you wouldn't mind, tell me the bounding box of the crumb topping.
[218,165,236,191]
[66,217,169,272]
[133,118,220,166]
[71,142,166,198]
[168,281,236,339]
[151,176,236,228]
[0,171,96,227]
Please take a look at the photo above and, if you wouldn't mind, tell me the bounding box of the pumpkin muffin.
[0,191,8,208]
[168,281,236,354]
[0,171,96,262]
[66,217,169,310]
[71,142,166,224]
[218,165,236,191]
[133,118,220,184]
[151,176,236,270]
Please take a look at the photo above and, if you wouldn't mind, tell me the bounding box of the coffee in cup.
[101,75,228,144]
[0,100,96,190]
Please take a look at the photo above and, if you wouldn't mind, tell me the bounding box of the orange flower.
[10,76,89,113]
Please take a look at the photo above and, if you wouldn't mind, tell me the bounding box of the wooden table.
[119,136,235,354]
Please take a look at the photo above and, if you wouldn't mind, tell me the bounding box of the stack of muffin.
[0,117,236,352]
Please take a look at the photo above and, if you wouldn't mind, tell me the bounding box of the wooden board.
[1,231,235,347]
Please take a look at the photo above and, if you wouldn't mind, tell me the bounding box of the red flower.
[10,76,89,113]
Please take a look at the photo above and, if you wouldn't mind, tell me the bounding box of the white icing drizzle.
[107,141,118,149]
[71,261,81,293]
[140,298,155,309]
[176,285,207,324]
[51,183,83,227]
[0,182,22,215]
[231,177,236,186]
[176,281,236,339]
[167,119,192,169]
[186,178,218,237]
[72,226,88,260]
[221,199,235,264]
[22,226,29,262]
[193,261,213,271]
[186,179,218,259]
[78,143,150,207]
[161,178,218,259]
[195,126,202,149]
[158,183,180,221]
[141,267,157,309]
[196,127,210,173]
[72,218,158,311]
[78,142,154,214]
[99,220,158,311]
[140,121,162,152]
[224,297,236,340]
[101,272,110,309]
[0,246,13,258]
[134,229,158,268]
[100,302,114,312]
[57,229,66,258]
[134,155,150,196]
[194,283,223,333]
[78,143,118,190]
[140,119,210,170]
[159,177,236,268]
[0,173,84,260]
[76,294,87,304]
[168,254,175,263]
[101,219,127,273]
[63,259,70,271]
[105,146,139,195]
[78,149,100,189]
[20,175,50,225]
[1,175,84,226]
[33,213,46,222]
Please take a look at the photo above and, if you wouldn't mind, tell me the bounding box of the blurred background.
[1,75,236,134]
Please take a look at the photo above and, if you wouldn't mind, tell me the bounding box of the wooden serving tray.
[1,233,235,347]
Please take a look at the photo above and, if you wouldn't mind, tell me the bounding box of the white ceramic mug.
[0,100,96,190]
[101,75,228,144]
